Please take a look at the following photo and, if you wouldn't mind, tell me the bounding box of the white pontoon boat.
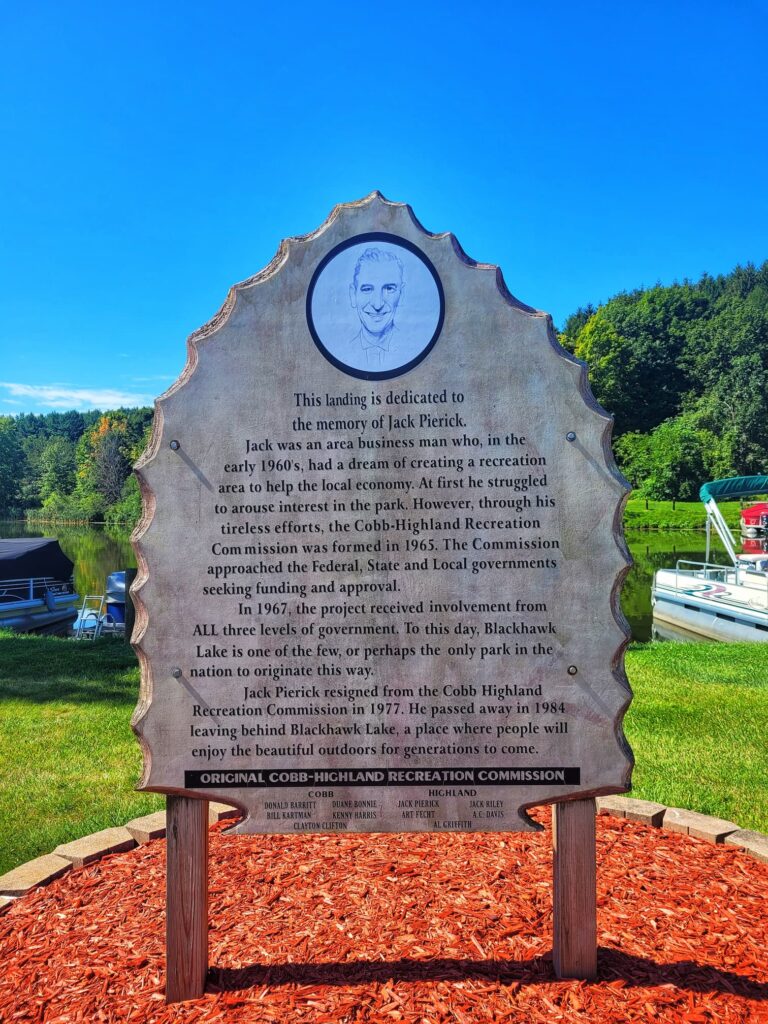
[652,476,768,642]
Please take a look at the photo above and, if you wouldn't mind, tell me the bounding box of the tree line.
[0,408,152,524]
[559,260,768,499]
[1,258,766,521]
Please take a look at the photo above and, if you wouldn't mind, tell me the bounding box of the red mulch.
[1,810,767,1023]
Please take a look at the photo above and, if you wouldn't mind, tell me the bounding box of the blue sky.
[1,1,766,414]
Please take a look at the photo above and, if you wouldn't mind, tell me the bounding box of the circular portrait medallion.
[307,233,445,380]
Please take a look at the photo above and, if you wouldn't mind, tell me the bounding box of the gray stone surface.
[724,829,768,863]
[54,827,137,867]
[596,796,629,818]
[0,854,72,896]
[662,807,739,843]
[617,798,666,826]
[133,193,632,835]
[209,802,240,822]
[125,810,167,844]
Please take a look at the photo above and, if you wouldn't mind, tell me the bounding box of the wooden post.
[552,798,597,980]
[166,796,209,1003]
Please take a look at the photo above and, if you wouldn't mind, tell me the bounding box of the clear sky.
[1,1,766,413]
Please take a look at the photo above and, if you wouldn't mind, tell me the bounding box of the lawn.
[623,641,767,830]
[624,497,743,531]
[0,632,765,875]
[0,633,162,875]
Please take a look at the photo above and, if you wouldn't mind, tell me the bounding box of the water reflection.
[0,522,724,643]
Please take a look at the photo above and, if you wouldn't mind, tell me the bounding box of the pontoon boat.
[652,476,768,642]
[0,538,80,635]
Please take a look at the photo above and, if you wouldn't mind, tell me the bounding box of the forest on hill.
[560,260,768,498]
[0,408,152,524]
[0,259,766,523]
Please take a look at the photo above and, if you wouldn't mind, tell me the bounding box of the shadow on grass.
[209,949,768,1000]
[0,632,138,704]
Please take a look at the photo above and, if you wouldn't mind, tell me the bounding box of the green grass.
[0,632,162,875]
[624,642,767,831]
[625,498,742,531]
[0,634,766,875]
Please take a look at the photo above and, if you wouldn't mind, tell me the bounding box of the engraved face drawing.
[307,233,444,381]
[349,249,404,342]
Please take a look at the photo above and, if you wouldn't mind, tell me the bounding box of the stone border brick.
[54,827,137,868]
[125,811,167,845]
[124,802,240,843]
[613,797,667,826]
[724,829,768,863]
[0,895,15,913]
[209,802,240,822]
[596,796,628,818]
[598,796,768,859]
[0,853,73,897]
[662,807,740,844]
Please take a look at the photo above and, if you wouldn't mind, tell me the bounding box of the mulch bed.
[1,810,767,1023]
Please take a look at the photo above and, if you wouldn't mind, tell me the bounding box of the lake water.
[1,522,729,643]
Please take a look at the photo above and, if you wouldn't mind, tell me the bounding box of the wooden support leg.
[553,798,597,980]
[166,796,209,1003]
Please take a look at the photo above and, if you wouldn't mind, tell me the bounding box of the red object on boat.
[741,537,768,554]
[740,502,768,535]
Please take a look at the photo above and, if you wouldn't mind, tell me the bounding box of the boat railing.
[671,558,768,605]
[674,559,730,582]
[0,576,75,603]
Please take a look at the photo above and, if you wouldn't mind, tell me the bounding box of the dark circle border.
[306,232,445,381]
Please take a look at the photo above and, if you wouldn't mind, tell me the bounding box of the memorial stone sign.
[132,193,632,841]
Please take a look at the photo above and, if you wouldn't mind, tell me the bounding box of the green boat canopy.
[699,476,768,503]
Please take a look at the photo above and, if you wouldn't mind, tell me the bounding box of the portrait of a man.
[348,247,405,370]
[307,233,444,380]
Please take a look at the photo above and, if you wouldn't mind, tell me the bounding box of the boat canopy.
[699,476,768,503]
[0,538,74,583]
